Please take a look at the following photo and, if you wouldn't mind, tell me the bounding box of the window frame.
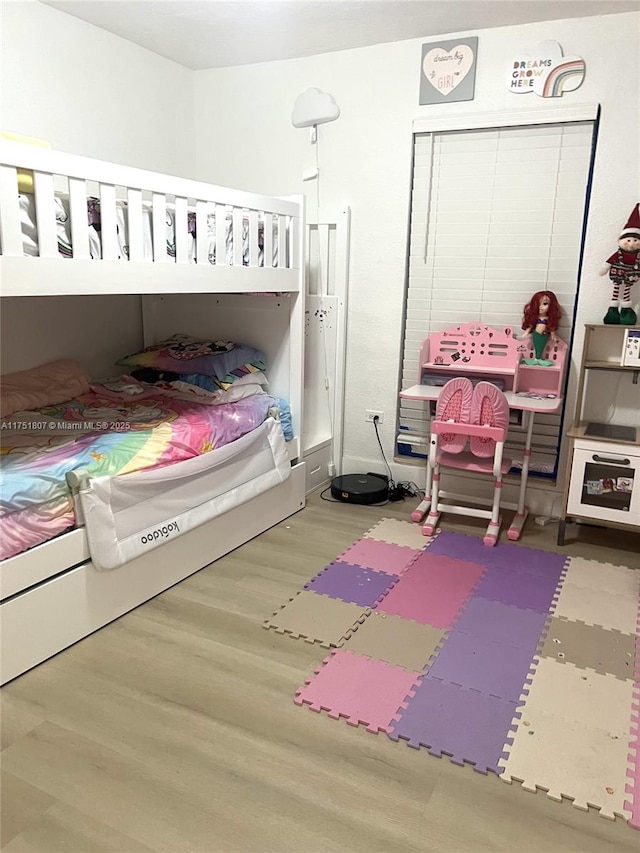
[397,104,600,482]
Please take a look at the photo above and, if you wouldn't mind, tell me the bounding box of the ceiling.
[39,0,640,71]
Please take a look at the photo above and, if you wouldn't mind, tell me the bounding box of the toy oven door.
[567,446,639,524]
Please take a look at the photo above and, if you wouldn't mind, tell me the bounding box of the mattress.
[0,388,280,561]
[16,193,282,266]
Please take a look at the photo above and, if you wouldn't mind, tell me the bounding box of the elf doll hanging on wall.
[601,203,640,325]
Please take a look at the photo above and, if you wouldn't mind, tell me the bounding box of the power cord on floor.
[371,416,424,503]
[317,415,424,506]
[534,494,562,526]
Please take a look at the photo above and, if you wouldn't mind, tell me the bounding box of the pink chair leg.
[507,511,528,540]
[483,477,502,546]
[423,511,440,537]
[412,448,435,522]
[411,500,431,523]
[422,468,440,535]
[483,518,501,547]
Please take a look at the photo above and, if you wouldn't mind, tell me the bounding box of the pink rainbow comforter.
[0,389,277,561]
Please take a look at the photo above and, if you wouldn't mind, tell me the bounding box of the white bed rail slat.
[232,207,243,267]
[277,215,286,269]
[291,214,301,275]
[0,164,23,256]
[127,188,144,262]
[33,172,58,258]
[174,196,189,264]
[196,200,208,265]
[152,193,168,263]
[249,210,259,267]
[215,203,226,266]
[264,213,273,269]
[318,223,330,294]
[68,177,90,260]
[99,184,119,260]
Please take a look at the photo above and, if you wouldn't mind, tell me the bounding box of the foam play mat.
[264,519,640,828]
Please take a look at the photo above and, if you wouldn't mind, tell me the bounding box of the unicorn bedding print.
[0,389,288,566]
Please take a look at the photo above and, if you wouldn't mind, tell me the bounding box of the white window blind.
[398,120,596,477]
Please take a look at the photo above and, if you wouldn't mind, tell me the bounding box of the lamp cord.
[311,128,336,475]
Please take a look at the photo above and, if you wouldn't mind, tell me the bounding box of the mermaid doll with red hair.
[521,291,562,366]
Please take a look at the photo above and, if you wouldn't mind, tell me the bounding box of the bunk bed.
[0,139,306,684]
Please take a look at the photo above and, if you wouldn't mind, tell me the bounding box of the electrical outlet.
[365,410,384,424]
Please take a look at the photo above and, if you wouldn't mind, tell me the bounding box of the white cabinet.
[558,324,640,544]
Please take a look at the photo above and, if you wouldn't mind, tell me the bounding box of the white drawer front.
[567,446,640,526]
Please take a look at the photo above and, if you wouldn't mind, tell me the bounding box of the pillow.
[117,335,266,386]
[130,367,268,393]
[1,359,90,418]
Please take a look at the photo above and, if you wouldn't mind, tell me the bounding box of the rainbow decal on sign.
[508,40,586,99]
[542,59,587,98]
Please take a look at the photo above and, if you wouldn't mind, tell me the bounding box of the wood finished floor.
[2,491,640,853]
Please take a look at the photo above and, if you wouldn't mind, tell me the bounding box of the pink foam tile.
[376,554,486,629]
[339,538,419,576]
[410,550,487,587]
[294,648,422,734]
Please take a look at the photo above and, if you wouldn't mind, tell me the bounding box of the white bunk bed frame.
[0,140,306,684]
[303,206,351,493]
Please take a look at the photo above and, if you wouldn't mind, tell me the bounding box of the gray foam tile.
[539,616,635,681]
[264,590,369,648]
[345,611,447,671]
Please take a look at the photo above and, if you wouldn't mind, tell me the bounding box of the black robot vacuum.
[330,473,389,505]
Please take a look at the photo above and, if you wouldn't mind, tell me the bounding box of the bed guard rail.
[66,469,90,494]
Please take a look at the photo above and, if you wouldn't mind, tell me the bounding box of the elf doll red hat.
[620,203,640,238]
[601,203,640,325]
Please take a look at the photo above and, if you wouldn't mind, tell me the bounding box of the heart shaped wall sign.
[423,45,474,96]
[419,37,478,105]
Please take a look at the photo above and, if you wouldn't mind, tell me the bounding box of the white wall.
[0,296,143,380]
[0,0,197,378]
[1,0,195,174]
[194,12,640,510]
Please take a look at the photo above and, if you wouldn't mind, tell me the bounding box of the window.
[398,109,598,479]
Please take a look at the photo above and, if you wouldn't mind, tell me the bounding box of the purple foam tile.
[426,632,537,702]
[388,677,518,774]
[339,538,418,576]
[474,564,561,613]
[304,561,398,607]
[427,531,567,580]
[452,597,550,650]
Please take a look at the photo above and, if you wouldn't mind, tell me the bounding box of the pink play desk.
[400,322,567,540]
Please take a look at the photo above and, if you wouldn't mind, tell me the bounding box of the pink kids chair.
[422,379,511,546]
